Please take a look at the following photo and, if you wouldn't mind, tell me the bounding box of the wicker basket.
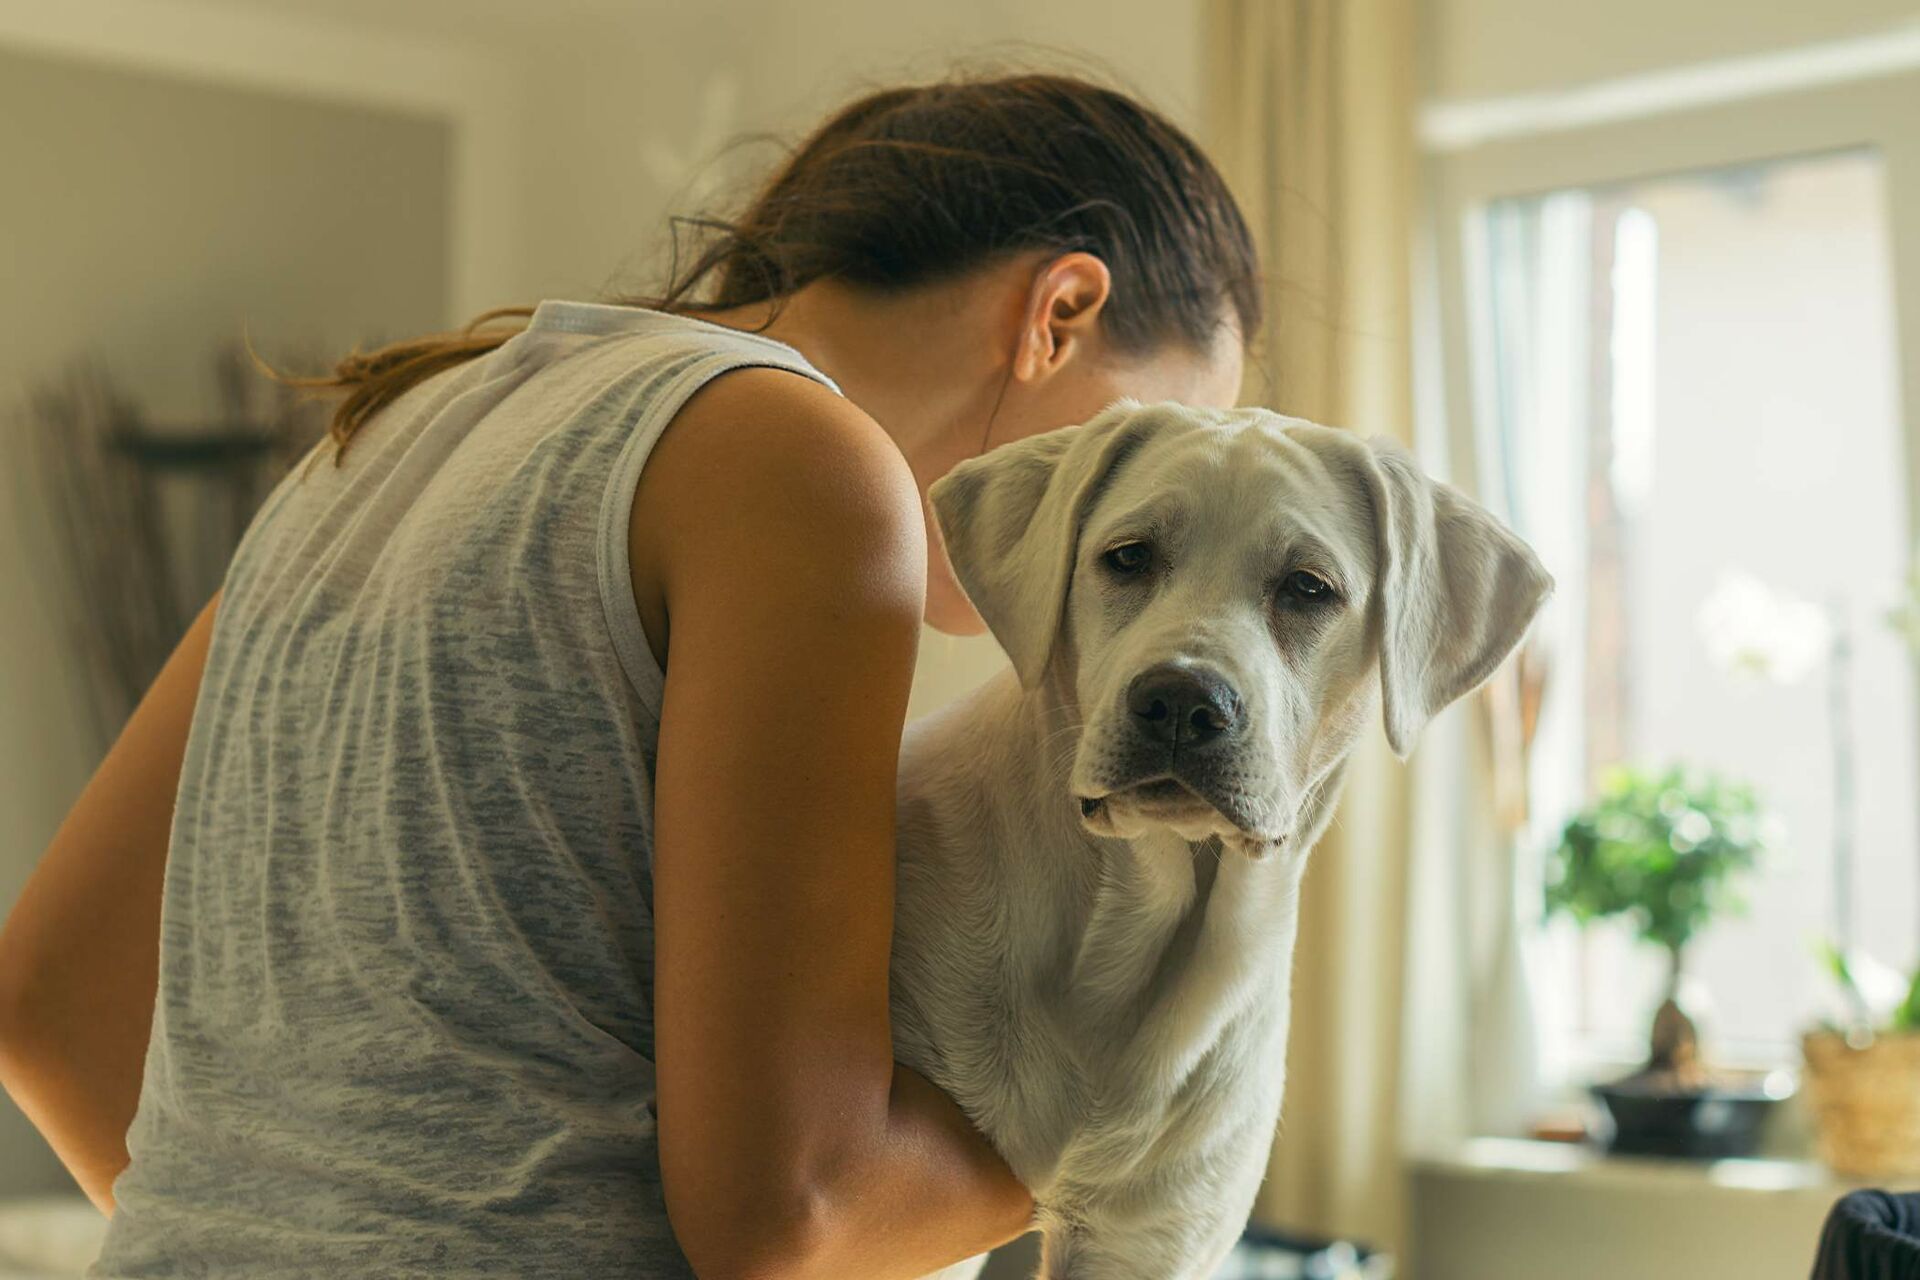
[1802,1029,1920,1178]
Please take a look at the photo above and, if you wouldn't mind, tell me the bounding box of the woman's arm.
[0,591,219,1213]
[631,368,1034,1280]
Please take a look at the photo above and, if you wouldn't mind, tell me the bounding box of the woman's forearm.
[804,1062,1035,1280]
[0,593,217,1216]
[668,1049,1033,1280]
[0,1020,139,1214]
[878,1063,1036,1265]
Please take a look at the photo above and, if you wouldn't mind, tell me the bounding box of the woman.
[0,72,1259,1278]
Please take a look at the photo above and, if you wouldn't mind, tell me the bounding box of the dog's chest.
[1033,979,1288,1207]
[890,798,1293,1203]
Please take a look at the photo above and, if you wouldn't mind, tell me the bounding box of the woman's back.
[92,301,839,1278]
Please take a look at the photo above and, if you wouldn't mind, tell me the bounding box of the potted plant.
[1545,763,1790,1157]
[1803,949,1920,1178]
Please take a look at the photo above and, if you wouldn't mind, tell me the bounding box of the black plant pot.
[1591,1074,1787,1159]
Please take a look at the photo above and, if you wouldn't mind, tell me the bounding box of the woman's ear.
[1013,252,1113,383]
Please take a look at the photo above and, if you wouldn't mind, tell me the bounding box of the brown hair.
[260,71,1262,461]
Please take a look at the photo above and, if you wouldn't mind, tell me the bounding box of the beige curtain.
[1204,1,1551,1264]
[1201,0,1424,1255]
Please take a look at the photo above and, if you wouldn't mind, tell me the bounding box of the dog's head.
[930,400,1553,856]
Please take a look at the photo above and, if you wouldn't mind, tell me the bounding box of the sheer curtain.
[1201,0,1546,1256]
[1477,192,1597,1099]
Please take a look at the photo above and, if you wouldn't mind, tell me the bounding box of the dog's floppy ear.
[930,399,1163,686]
[1360,436,1554,758]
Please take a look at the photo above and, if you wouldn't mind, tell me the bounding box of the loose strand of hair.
[246,305,534,465]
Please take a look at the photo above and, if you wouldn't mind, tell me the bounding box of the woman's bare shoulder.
[628,365,927,662]
[662,365,912,507]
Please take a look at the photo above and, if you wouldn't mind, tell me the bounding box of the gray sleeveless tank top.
[90,301,842,1278]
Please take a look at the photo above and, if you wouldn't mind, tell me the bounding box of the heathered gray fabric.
[90,301,841,1278]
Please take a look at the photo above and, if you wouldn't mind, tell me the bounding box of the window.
[1477,149,1916,1065]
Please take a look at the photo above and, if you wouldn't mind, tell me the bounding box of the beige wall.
[497,0,1206,710]
[506,0,1204,306]
[1426,0,1920,99]
[461,0,1207,709]
[0,43,451,1195]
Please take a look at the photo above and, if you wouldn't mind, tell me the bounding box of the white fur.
[893,402,1552,1279]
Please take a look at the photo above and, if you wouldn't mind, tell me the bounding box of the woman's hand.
[632,367,1033,1279]
[0,591,219,1214]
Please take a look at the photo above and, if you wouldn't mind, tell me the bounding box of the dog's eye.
[1280,570,1336,603]
[1102,542,1154,575]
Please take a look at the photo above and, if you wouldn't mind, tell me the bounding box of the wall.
[1425,0,1920,100]
[495,0,1205,712]
[506,0,1204,306]
[0,42,452,1195]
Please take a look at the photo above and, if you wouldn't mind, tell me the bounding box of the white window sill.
[1407,1139,1903,1280]
[1413,1135,1884,1194]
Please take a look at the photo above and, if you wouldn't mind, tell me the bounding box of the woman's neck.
[687,272,1022,492]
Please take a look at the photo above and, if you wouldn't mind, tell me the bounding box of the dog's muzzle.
[1075,663,1283,847]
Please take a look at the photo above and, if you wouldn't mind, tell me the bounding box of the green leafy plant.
[1545,764,1779,1077]
[1817,941,1920,1036]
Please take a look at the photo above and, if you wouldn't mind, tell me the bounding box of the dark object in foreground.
[1215,1224,1392,1279]
[1809,1189,1920,1280]
[981,1221,1392,1279]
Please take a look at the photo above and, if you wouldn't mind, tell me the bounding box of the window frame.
[1424,65,1920,1079]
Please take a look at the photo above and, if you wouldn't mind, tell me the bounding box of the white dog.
[890,401,1552,1280]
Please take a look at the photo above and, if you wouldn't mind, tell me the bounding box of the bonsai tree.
[1545,764,1777,1087]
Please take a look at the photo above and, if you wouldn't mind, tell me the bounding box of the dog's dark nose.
[1126,665,1240,747]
